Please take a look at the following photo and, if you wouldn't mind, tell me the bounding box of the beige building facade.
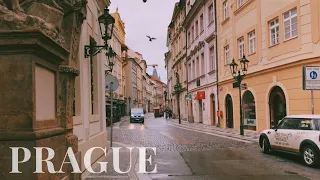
[217,0,320,132]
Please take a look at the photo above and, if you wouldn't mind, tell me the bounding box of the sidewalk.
[166,118,259,143]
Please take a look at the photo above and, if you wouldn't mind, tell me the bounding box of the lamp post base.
[240,125,244,136]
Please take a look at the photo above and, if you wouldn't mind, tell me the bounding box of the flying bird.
[147,35,156,42]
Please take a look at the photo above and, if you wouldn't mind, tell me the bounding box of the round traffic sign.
[310,71,318,79]
[105,74,119,91]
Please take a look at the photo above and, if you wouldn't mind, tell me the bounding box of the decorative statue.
[0,0,23,12]
[0,0,73,13]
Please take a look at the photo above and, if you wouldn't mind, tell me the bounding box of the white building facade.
[73,0,109,172]
[184,0,219,125]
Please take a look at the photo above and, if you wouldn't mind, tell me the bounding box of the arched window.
[243,91,256,131]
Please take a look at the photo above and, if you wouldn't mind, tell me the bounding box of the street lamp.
[105,47,116,73]
[174,72,184,124]
[229,55,249,136]
[128,96,131,114]
[84,8,115,70]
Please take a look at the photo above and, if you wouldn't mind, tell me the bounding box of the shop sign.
[185,94,192,100]
[303,66,320,90]
[244,118,256,126]
[196,91,205,100]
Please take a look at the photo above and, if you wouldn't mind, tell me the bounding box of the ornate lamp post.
[128,96,131,115]
[84,8,115,73]
[164,90,168,107]
[174,72,184,124]
[229,55,249,136]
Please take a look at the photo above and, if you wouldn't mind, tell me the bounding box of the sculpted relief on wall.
[0,0,87,48]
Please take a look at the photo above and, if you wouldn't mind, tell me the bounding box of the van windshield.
[131,108,143,114]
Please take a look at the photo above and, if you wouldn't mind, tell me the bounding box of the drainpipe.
[214,0,220,127]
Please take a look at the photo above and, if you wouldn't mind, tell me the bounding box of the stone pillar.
[0,30,79,179]
[0,0,87,179]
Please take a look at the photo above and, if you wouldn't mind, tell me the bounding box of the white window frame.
[200,14,204,32]
[269,18,279,46]
[248,31,256,54]
[238,37,244,59]
[225,45,230,64]
[238,0,243,8]
[283,8,298,41]
[209,3,214,24]
[223,1,229,20]
[210,47,215,71]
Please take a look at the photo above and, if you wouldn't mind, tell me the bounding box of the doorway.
[269,86,287,128]
[210,94,216,126]
[225,94,234,128]
[199,100,203,123]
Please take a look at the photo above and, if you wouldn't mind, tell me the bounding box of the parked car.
[130,108,144,124]
[259,115,320,167]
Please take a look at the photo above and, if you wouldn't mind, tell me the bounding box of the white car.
[259,115,320,167]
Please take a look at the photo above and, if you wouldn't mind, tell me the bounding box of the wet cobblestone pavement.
[112,115,256,152]
[85,114,320,180]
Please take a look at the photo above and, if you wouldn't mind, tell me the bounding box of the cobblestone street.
[85,114,320,180]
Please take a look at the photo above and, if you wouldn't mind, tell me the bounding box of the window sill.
[248,52,256,56]
[283,35,298,43]
[200,31,204,36]
[208,70,216,75]
[208,21,214,28]
[221,17,230,25]
[269,42,280,48]
[234,0,254,16]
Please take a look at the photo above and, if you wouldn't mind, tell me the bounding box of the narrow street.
[85,114,320,180]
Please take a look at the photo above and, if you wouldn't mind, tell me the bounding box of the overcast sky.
[110,0,177,83]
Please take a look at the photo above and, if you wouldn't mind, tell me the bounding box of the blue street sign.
[310,71,318,79]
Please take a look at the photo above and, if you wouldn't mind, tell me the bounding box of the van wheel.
[262,137,271,154]
[302,146,318,167]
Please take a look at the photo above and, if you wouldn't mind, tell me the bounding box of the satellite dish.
[105,74,119,91]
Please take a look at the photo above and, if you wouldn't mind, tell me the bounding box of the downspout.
[214,0,220,127]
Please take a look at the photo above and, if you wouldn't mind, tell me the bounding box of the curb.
[166,120,259,143]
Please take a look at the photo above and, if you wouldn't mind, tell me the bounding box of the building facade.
[217,0,320,132]
[73,0,109,172]
[167,1,188,120]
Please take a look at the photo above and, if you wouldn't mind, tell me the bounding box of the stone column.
[0,0,87,179]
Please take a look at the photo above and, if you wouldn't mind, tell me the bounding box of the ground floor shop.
[218,61,320,132]
[188,84,218,126]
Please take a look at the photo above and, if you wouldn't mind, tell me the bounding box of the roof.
[286,115,320,119]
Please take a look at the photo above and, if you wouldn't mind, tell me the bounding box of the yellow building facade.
[217,0,320,132]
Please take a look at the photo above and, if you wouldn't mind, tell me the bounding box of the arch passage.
[269,86,287,128]
[243,91,256,131]
[225,94,233,128]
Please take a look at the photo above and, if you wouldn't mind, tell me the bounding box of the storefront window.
[243,91,256,131]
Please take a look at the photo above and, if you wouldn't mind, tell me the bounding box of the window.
[270,18,279,46]
[225,45,230,64]
[248,31,256,54]
[210,46,215,71]
[223,1,228,20]
[195,20,199,36]
[284,8,298,40]
[188,32,191,46]
[201,53,205,75]
[238,37,244,59]
[191,26,194,41]
[208,3,214,24]
[192,60,195,79]
[196,57,199,77]
[200,14,204,32]
[238,0,243,8]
